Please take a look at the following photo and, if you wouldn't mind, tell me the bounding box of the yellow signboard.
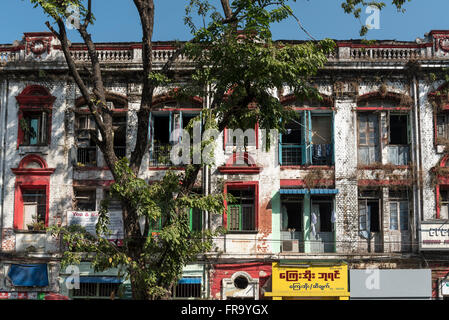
[265,262,349,298]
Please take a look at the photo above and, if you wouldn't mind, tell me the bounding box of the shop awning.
[79,276,122,284]
[8,264,49,287]
[280,189,339,195]
[178,277,202,284]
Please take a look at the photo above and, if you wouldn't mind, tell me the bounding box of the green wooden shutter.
[228,205,241,231]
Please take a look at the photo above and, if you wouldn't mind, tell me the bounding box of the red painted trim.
[223,181,259,230]
[217,166,261,174]
[16,85,55,148]
[356,107,411,111]
[280,179,335,187]
[12,155,54,230]
[24,32,54,37]
[280,93,334,108]
[357,179,412,186]
[337,42,431,49]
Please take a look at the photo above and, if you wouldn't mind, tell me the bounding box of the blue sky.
[0,0,448,44]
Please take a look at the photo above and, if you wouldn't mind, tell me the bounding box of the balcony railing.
[388,145,410,166]
[77,147,97,166]
[280,144,333,166]
[280,144,304,166]
[150,144,173,167]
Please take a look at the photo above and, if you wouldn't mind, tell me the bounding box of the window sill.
[74,166,109,171]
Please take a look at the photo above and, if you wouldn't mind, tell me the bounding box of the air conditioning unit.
[282,240,299,252]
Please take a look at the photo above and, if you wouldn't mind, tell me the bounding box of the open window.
[311,196,333,233]
[190,208,203,232]
[358,189,381,234]
[149,111,201,167]
[388,114,410,166]
[74,188,96,211]
[281,196,303,231]
[112,114,127,159]
[16,85,55,148]
[279,111,334,166]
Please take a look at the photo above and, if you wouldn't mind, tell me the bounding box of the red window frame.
[11,155,55,230]
[16,85,55,148]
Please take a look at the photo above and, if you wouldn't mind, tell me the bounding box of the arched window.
[11,155,55,230]
[16,85,55,148]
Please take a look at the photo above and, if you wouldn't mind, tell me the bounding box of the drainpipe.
[412,75,422,254]
[0,79,9,251]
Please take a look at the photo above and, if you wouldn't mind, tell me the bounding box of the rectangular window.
[389,190,409,231]
[22,189,46,227]
[280,112,333,166]
[190,208,203,232]
[76,115,97,166]
[440,189,449,220]
[74,189,96,211]
[21,112,49,146]
[358,113,380,165]
[172,278,202,299]
[311,115,333,166]
[311,197,334,232]
[281,198,303,231]
[388,114,410,165]
[437,113,449,141]
[227,188,256,232]
[112,115,127,159]
[72,282,120,299]
[358,190,381,233]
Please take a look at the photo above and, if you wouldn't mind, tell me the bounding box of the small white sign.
[442,280,449,296]
[420,222,449,250]
[66,211,124,241]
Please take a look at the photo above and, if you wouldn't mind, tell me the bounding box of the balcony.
[149,144,173,167]
[77,147,97,166]
[388,145,410,166]
[280,143,333,166]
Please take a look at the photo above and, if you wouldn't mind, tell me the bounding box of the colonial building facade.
[0,31,448,300]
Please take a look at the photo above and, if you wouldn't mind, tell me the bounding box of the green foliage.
[28,0,92,22]
[49,158,226,299]
[182,0,335,145]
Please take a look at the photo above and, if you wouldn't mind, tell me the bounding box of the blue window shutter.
[301,111,307,165]
[308,111,312,164]
[331,112,335,164]
[169,111,173,143]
